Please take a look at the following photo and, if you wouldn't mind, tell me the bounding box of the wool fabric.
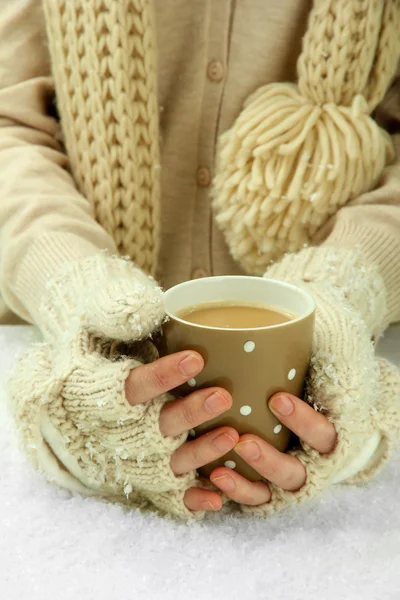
[41,0,400,275]
[214,0,400,273]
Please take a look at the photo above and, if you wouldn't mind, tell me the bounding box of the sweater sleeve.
[0,0,117,324]
[317,65,400,325]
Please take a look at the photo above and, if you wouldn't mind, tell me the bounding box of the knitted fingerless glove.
[8,255,205,521]
[240,246,400,517]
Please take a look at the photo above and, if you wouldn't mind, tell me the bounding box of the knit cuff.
[58,355,149,426]
[13,232,110,324]
[345,358,400,483]
[11,345,196,504]
[48,353,190,479]
[322,216,400,325]
[330,431,382,483]
[266,246,388,335]
[39,410,198,522]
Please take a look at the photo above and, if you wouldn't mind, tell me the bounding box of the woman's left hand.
[210,392,337,505]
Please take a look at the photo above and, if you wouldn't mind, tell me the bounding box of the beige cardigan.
[0,0,399,325]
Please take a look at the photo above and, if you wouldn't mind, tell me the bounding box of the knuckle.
[267,458,281,480]
[280,467,298,489]
[242,490,263,506]
[300,409,336,450]
[237,484,256,504]
[279,456,306,491]
[152,364,170,391]
[254,484,271,505]
[301,412,316,433]
[311,417,326,439]
[181,401,198,428]
[299,419,314,441]
[190,440,205,466]
[316,420,337,453]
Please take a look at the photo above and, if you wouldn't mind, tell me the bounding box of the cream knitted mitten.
[240,246,400,517]
[8,255,204,521]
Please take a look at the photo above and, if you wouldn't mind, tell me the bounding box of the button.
[192,267,209,279]
[207,60,225,82]
[197,167,211,187]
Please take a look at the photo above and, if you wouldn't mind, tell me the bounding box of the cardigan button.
[207,60,225,82]
[196,167,211,187]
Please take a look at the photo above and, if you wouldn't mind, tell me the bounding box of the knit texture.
[7,0,399,522]
[8,255,205,521]
[41,1,399,278]
[213,0,400,274]
[42,0,161,275]
[240,246,400,518]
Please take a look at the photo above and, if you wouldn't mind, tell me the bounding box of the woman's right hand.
[125,350,238,513]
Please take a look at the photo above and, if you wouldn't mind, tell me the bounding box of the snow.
[1,325,399,600]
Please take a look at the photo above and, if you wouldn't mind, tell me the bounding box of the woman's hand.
[125,351,337,511]
[125,350,239,513]
[209,393,337,506]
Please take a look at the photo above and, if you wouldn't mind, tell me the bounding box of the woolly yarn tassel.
[213,82,394,275]
[213,0,400,274]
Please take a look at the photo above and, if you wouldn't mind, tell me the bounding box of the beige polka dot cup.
[161,276,315,482]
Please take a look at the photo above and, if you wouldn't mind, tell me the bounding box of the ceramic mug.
[161,276,315,482]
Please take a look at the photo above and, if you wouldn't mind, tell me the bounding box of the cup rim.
[163,275,316,332]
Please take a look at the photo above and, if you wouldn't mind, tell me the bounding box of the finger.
[234,434,307,491]
[125,351,204,405]
[170,426,239,475]
[210,467,271,506]
[269,393,337,454]
[183,487,223,512]
[159,386,232,437]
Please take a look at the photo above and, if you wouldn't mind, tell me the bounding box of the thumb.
[82,256,165,342]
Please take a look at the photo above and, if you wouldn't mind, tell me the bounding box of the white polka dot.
[224,460,236,469]
[244,341,256,353]
[288,368,296,381]
[240,405,252,416]
[189,429,196,437]
[187,378,197,387]
[273,424,283,434]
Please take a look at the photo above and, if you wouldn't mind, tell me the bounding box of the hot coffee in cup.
[162,276,315,482]
[177,301,294,328]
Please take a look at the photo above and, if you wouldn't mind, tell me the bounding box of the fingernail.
[211,475,235,493]
[204,391,226,414]
[213,432,237,452]
[179,354,202,377]
[235,440,261,460]
[269,394,294,416]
